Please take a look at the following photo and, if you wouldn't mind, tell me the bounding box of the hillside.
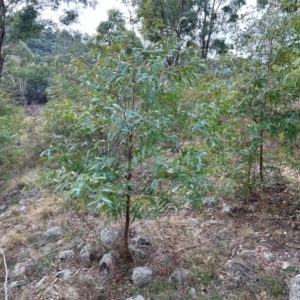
[1,168,300,299]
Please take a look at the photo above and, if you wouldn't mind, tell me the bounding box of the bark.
[0,0,6,78]
[124,133,133,260]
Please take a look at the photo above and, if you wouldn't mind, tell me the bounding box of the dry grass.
[1,172,300,299]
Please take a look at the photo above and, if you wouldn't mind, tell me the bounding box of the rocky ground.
[1,173,300,299]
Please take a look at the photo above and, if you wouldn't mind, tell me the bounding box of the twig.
[0,247,8,300]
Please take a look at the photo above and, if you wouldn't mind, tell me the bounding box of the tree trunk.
[0,0,6,79]
[259,129,264,183]
[124,133,133,261]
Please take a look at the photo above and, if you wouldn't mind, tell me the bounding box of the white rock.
[35,276,48,289]
[281,261,292,270]
[44,226,63,238]
[126,296,145,300]
[222,203,233,215]
[290,274,300,300]
[169,268,189,285]
[99,251,119,276]
[132,267,153,285]
[57,250,75,261]
[100,226,121,248]
[55,269,74,280]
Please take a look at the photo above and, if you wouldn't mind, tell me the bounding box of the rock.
[226,259,252,283]
[263,252,276,262]
[9,190,20,197]
[9,280,26,288]
[21,187,39,199]
[11,260,33,277]
[55,269,75,280]
[290,274,300,300]
[221,203,234,215]
[189,287,197,297]
[44,226,63,238]
[281,261,292,270]
[202,197,219,206]
[57,250,75,261]
[99,251,119,277]
[131,236,152,247]
[132,267,153,286]
[43,284,60,298]
[126,296,145,300]
[129,236,153,262]
[169,268,189,285]
[63,287,80,300]
[19,205,26,212]
[35,276,48,290]
[11,262,26,277]
[100,226,122,248]
[0,204,7,212]
[248,205,256,212]
[80,243,92,267]
[36,198,45,203]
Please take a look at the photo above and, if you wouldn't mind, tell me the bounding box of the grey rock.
[35,276,48,290]
[63,287,80,299]
[129,245,150,262]
[169,268,189,285]
[0,204,7,212]
[56,239,64,247]
[189,287,197,297]
[44,226,63,238]
[80,243,91,259]
[282,261,292,270]
[100,226,122,248]
[80,243,92,267]
[11,262,26,277]
[126,296,145,300]
[9,280,26,288]
[57,250,75,261]
[19,205,26,212]
[129,236,153,262]
[55,269,74,280]
[9,190,20,197]
[44,284,60,298]
[131,236,152,246]
[222,203,233,215]
[21,187,39,199]
[263,252,276,262]
[11,260,33,277]
[248,205,256,212]
[99,251,119,277]
[132,267,153,285]
[202,197,219,206]
[226,259,251,282]
[238,250,256,258]
[290,274,300,300]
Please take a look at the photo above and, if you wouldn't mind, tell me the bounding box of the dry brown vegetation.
[1,168,300,299]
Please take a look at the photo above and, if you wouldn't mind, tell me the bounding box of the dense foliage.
[1,0,300,256]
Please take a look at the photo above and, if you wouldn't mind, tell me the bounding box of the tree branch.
[0,247,8,300]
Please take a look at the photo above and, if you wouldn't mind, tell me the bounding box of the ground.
[0,171,300,299]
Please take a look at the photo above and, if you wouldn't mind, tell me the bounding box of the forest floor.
[1,168,300,300]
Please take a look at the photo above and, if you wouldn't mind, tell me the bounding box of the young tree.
[41,12,209,258]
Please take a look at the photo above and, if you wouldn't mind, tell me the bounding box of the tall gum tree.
[128,0,245,59]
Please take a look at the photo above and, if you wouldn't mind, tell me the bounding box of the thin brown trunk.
[259,129,264,182]
[124,133,133,260]
[0,0,6,78]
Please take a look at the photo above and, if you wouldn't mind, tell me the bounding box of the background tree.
[130,0,245,58]
[0,0,96,78]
